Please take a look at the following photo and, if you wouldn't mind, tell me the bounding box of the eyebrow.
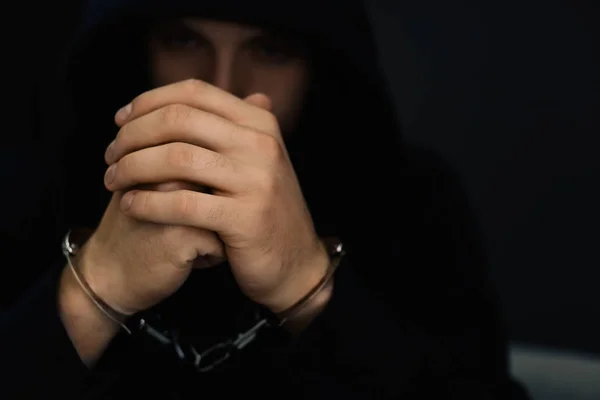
[180,18,264,41]
[154,18,307,51]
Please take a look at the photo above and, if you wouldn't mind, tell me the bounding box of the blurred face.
[148,18,312,134]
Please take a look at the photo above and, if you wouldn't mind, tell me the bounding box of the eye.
[162,31,200,49]
[153,22,205,51]
[250,36,305,65]
[257,45,291,63]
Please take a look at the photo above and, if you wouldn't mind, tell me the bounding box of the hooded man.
[1,0,529,398]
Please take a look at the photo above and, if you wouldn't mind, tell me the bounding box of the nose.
[211,49,239,96]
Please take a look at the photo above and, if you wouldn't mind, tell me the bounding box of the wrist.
[77,235,135,317]
[59,265,121,329]
[58,265,121,365]
[265,239,331,314]
[280,277,334,334]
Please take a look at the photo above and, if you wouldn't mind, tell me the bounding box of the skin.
[148,18,312,134]
[59,18,334,366]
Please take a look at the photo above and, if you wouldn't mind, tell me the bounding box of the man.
[1,0,529,398]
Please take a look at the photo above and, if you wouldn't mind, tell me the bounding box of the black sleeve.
[1,264,151,399]
[0,266,93,398]
[272,150,529,399]
[279,259,516,399]
[1,143,98,398]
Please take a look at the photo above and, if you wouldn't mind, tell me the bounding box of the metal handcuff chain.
[62,228,344,373]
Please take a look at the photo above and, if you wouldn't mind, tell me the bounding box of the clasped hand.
[88,79,329,315]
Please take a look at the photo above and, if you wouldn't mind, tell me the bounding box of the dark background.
[369,0,599,355]
[3,0,598,356]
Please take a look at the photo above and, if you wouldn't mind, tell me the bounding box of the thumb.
[244,93,272,111]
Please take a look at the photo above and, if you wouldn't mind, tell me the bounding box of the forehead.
[152,15,310,45]
[179,17,264,38]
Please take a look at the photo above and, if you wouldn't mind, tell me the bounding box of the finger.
[153,181,211,193]
[175,227,226,269]
[165,226,226,268]
[106,103,255,164]
[105,143,243,193]
[244,93,272,111]
[115,79,276,132]
[121,189,236,233]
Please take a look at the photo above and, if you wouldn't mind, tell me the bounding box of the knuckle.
[129,190,150,214]
[129,95,144,114]
[206,204,224,222]
[255,133,284,163]
[159,104,191,127]
[228,125,251,151]
[206,153,232,170]
[181,78,208,96]
[260,110,279,132]
[166,143,196,170]
[166,143,230,172]
[114,124,128,147]
[112,124,136,160]
[174,191,199,217]
[117,152,134,176]
[253,169,278,196]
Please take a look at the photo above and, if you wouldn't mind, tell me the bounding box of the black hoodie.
[1,0,528,398]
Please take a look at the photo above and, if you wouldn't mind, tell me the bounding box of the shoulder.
[401,143,471,206]
[355,143,491,313]
[389,144,480,246]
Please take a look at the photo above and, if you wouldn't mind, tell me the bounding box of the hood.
[55,0,405,252]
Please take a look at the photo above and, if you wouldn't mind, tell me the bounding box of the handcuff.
[62,228,345,373]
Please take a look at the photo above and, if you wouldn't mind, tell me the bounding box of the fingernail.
[104,164,116,185]
[122,192,134,211]
[105,141,115,163]
[115,103,132,123]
